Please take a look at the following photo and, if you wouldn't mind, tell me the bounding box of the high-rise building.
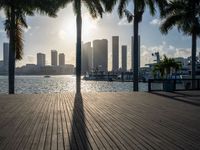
[81,42,93,74]
[51,50,57,66]
[131,35,140,70]
[112,36,119,71]
[93,39,108,72]
[59,53,65,66]
[122,45,127,72]
[37,53,46,67]
[3,43,9,69]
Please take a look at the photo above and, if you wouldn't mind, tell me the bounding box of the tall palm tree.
[160,0,200,88]
[60,0,105,93]
[0,0,64,94]
[104,0,166,91]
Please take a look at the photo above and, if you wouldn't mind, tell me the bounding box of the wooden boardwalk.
[0,92,200,150]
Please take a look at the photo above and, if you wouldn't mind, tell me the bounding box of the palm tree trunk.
[133,1,139,91]
[191,32,197,89]
[76,13,82,93]
[9,7,16,94]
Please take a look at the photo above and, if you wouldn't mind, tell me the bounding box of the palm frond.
[85,0,104,18]
[145,0,155,16]
[92,0,104,18]
[160,0,200,36]
[118,0,129,18]
[160,13,183,34]
[101,0,118,12]
[124,9,133,22]
[4,8,11,38]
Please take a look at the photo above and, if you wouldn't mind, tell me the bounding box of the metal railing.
[148,79,200,92]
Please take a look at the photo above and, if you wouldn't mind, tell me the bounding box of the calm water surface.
[0,75,148,94]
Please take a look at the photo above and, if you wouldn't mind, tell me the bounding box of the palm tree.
[153,61,165,78]
[103,0,166,91]
[153,55,182,79]
[153,55,182,91]
[160,0,200,88]
[0,0,64,94]
[60,0,105,93]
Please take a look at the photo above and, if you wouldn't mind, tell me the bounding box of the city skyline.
[1,36,128,72]
[0,4,200,69]
[0,35,134,70]
[1,37,199,72]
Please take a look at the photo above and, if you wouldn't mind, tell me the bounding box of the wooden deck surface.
[0,92,200,150]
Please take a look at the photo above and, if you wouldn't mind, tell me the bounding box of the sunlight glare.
[59,13,99,44]
[82,13,99,37]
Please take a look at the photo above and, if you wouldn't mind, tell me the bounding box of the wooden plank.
[57,94,64,150]
[96,93,200,149]
[0,92,199,150]
[83,93,151,150]
[37,94,54,150]
[51,94,58,150]
[43,94,56,150]
[31,94,53,150]
[21,94,49,150]
[59,93,71,150]
[0,95,45,150]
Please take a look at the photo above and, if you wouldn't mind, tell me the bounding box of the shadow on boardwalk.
[151,91,200,106]
[70,93,90,150]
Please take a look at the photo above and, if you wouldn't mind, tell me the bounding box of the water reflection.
[0,75,148,94]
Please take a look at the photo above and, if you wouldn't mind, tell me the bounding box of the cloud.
[118,17,132,26]
[0,11,5,19]
[26,55,35,64]
[16,55,35,67]
[150,18,162,26]
[140,41,195,66]
[175,48,191,57]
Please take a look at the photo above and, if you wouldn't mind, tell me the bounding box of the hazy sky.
[0,3,199,70]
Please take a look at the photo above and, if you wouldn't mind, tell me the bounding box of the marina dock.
[0,91,199,150]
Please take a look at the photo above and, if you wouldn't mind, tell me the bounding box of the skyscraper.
[122,45,127,72]
[37,53,46,67]
[59,53,65,66]
[81,42,93,74]
[93,39,108,72]
[3,43,9,69]
[112,36,119,71]
[51,50,57,66]
[131,35,140,70]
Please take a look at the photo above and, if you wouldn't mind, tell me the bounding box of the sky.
[0,3,200,70]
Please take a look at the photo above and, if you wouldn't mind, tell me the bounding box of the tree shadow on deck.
[151,91,200,106]
[70,93,90,150]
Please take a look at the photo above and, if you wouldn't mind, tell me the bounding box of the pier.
[0,92,200,150]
